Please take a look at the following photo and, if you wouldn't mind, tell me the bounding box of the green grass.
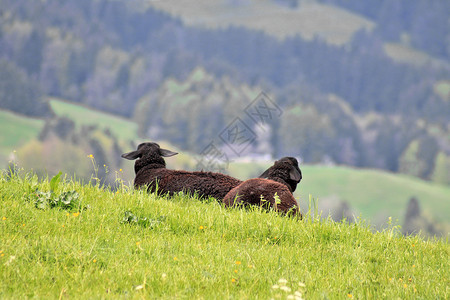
[49,98,138,141]
[0,110,44,161]
[148,0,375,45]
[298,166,450,224]
[228,163,450,226]
[434,80,450,102]
[0,170,448,299]
[383,43,448,68]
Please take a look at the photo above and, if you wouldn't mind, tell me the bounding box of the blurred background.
[1,0,449,236]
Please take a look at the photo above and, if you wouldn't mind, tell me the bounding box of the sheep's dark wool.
[259,157,302,192]
[223,156,302,218]
[122,142,242,200]
[223,178,300,217]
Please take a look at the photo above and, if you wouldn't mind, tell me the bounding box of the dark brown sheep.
[121,142,242,200]
[223,157,302,217]
[259,157,302,192]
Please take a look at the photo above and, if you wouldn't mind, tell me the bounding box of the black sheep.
[223,157,302,217]
[121,142,242,200]
[259,157,302,192]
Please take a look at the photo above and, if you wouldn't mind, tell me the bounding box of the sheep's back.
[135,167,241,200]
[160,171,242,200]
[223,178,299,215]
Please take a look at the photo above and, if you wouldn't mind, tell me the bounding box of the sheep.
[223,157,302,217]
[121,142,242,200]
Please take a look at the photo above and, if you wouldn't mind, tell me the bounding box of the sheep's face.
[279,157,302,183]
[121,142,178,160]
[259,156,302,192]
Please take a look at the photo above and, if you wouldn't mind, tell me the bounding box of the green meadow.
[0,171,448,299]
[148,0,375,45]
[228,163,450,226]
[0,110,44,162]
[49,99,138,141]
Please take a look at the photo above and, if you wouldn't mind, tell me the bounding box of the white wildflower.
[280,286,292,292]
[5,255,16,266]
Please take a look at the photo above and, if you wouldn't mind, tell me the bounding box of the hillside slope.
[148,0,375,45]
[228,163,450,228]
[0,110,44,163]
[0,172,448,298]
[298,166,450,224]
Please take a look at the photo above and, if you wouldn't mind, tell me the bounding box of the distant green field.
[227,162,450,226]
[434,80,450,102]
[383,43,448,68]
[49,99,138,141]
[298,166,450,224]
[0,110,44,162]
[148,0,375,45]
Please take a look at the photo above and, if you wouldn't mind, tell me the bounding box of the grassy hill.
[383,43,449,68]
[0,172,448,298]
[148,0,447,68]
[49,99,139,141]
[148,0,375,45]
[227,162,450,228]
[0,110,44,163]
[297,166,450,224]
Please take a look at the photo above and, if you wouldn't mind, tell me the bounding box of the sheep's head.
[121,142,178,172]
[259,156,302,192]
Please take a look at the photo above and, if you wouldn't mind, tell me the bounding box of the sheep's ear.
[159,148,178,157]
[259,168,270,179]
[121,150,141,160]
[289,166,302,182]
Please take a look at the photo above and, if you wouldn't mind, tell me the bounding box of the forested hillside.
[0,0,449,184]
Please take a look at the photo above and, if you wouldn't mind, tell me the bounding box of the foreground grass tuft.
[0,171,448,299]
